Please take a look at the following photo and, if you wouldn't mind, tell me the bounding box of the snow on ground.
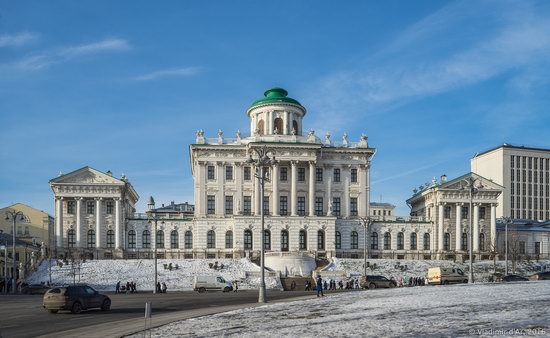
[326,258,550,282]
[130,281,550,338]
[27,259,281,291]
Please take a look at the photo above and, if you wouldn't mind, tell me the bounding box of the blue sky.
[1,0,550,216]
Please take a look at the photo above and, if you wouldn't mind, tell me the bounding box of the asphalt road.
[0,289,342,338]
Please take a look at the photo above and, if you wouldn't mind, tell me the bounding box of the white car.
[193,276,233,293]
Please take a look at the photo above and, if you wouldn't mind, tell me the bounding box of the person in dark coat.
[115,281,121,294]
[290,280,296,291]
[316,275,324,297]
[156,282,161,293]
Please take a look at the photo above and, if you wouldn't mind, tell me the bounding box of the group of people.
[115,281,138,293]
[156,282,168,293]
[302,277,359,292]
[394,276,428,287]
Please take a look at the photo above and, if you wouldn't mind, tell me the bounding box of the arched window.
[281,230,289,251]
[292,120,298,134]
[423,233,430,250]
[444,233,450,251]
[106,230,115,249]
[371,232,378,250]
[67,229,76,248]
[142,230,151,249]
[207,230,215,249]
[264,230,271,250]
[244,230,253,250]
[156,230,165,249]
[257,119,265,135]
[479,233,485,251]
[397,232,404,250]
[127,230,136,249]
[170,230,179,249]
[318,230,325,250]
[384,232,391,250]
[410,233,417,250]
[184,231,193,249]
[299,230,307,250]
[335,231,341,249]
[351,231,359,249]
[461,232,468,251]
[87,229,95,248]
[225,231,233,249]
[274,117,283,134]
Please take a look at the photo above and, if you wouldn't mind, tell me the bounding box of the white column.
[196,161,204,216]
[473,203,480,252]
[438,203,444,252]
[290,161,297,216]
[254,165,260,215]
[217,163,225,216]
[76,198,82,247]
[308,162,315,216]
[358,165,367,217]
[272,163,279,216]
[490,204,497,250]
[366,164,371,219]
[283,111,289,134]
[235,162,243,215]
[455,203,462,251]
[344,168,350,218]
[96,198,102,249]
[115,198,121,249]
[55,197,63,249]
[326,167,332,216]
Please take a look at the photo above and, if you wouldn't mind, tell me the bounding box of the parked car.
[193,276,233,293]
[21,283,50,295]
[43,284,111,314]
[500,275,529,282]
[360,275,396,289]
[427,267,468,285]
[530,271,550,281]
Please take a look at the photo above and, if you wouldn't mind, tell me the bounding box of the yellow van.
[427,267,468,285]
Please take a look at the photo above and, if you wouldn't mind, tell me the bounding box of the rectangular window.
[511,169,515,182]
[511,155,515,168]
[86,201,95,215]
[479,207,486,219]
[535,242,541,254]
[279,196,288,216]
[280,167,288,181]
[351,168,358,183]
[350,197,358,216]
[243,196,251,215]
[225,196,233,215]
[522,156,526,169]
[297,197,305,216]
[333,168,341,183]
[461,206,468,219]
[298,168,306,182]
[106,201,114,215]
[444,206,451,219]
[315,197,323,216]
[263,196,270,215]
[225,165,233,180]
[333,197,341,216]
[207,165,215,180]
[519,241,526,255]
[529,157,532,169]
[67,201,75,215]
[316,168,323,182]
[207,195,215,215]
[244,166,251,181]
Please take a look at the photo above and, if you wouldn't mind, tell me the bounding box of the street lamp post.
[460,177,482,284]
[359,217,372,277]
[147,211,162,294]
[1,229,7,294]
[503,217,511,276]
[5,211,25,294]
[246,145,277,303]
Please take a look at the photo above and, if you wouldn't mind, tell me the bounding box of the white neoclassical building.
[50,167,139,259]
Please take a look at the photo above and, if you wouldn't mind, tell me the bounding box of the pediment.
[50,167,123,185]
[440,172,504,191]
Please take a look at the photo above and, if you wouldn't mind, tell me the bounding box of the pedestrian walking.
[316,275,324,297]
[115,281,121,294]
[156,282,161,293]
[233,280,238,292]
[290,280,296,291]
[161,282,167,293]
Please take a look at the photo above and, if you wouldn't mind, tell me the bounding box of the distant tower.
[246,88,306,136]
[147,196,155,211]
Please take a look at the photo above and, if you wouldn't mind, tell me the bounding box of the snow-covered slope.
[27,258,281,291]
[326,258,550,282]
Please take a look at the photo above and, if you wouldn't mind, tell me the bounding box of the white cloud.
[132,67,201,81]
[0,32,39,48]
[11,38,131,71]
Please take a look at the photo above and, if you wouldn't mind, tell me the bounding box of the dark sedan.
[360,275,397,289]
[530,271,550,281]
[43,284,111,314]
[501,275,529,282]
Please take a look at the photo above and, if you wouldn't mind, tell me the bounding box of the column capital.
[234,161,243,167]
[56,196,64,201]
[75,197,84,201]
[290,160,298,166]
[308,161,316,167]
[456,202,464,206]
[95,197,103,201]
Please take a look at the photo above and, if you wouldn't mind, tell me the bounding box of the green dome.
[249,87,304,109]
